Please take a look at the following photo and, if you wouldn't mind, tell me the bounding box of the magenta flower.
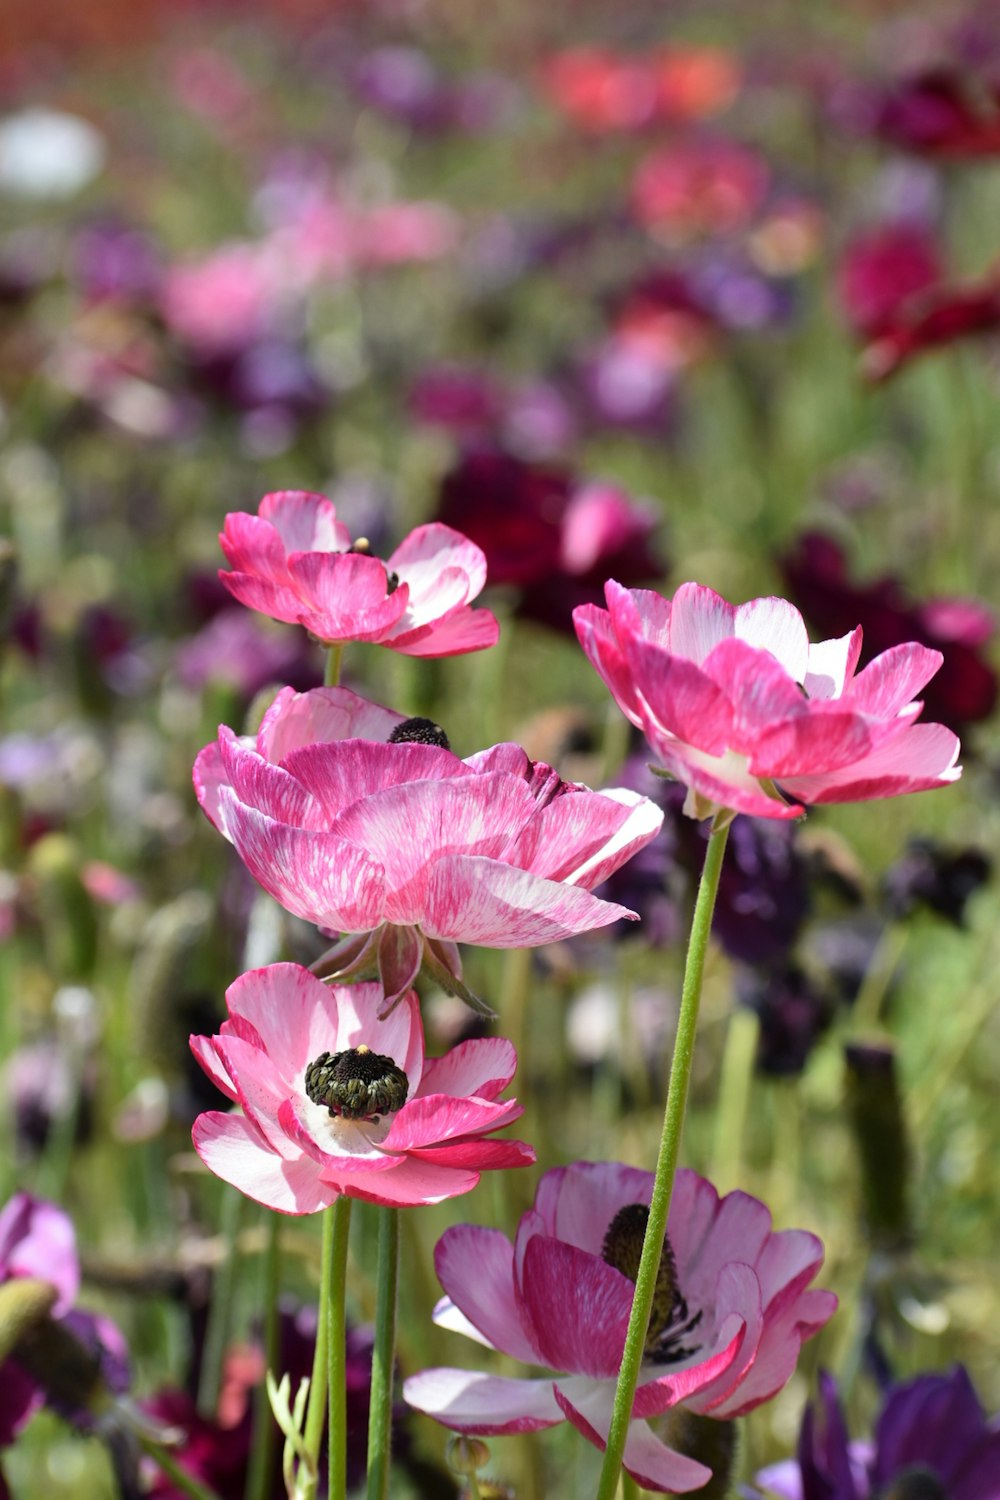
[194,685,663,1006]
[404,1161,836,1493]
[218,490,499,657]
[574,581,961,822]
[190,963,533,1212]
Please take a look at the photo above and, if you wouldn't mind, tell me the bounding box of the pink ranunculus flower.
[189,963,533,1212]
[574,580,961,822]
[404,1161,836,1494]
[193,685,664,1008]
[218,490,499,657]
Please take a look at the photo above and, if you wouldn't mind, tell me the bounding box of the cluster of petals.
[194,684,663,1006]
[573,580,961,822]
[219,490,499,657]
[404,1161,836,1494]
[756,1365,1000,1500]
[190,963,533,1212]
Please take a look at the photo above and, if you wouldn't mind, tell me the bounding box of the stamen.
[304,1047,408,1121]
[388,717,451,750]
[601,1203,703,1363]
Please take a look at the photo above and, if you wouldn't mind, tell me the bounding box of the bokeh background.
[2,0,999,1495]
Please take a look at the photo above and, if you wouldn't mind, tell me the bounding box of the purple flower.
[756,1367,1000,1500]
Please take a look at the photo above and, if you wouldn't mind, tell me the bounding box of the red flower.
[877,68,1000,158]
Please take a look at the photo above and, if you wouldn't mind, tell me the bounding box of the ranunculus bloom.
[190,963,534,1211]
[219,491,499,657]
[756,1366,1000,1500]
[836,223,943,340]
[436,447,663,632]
[631,137,770,240]
[574,580,961,821]
[404,1161,836,1494]
[194,685,662,1005]
[876,67,1000,158]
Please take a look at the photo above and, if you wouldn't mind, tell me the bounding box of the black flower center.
[388,717,451,750]
[601,1203,702,1363]
[304,1046,408,1121]
[880,1469,948,1500]
[347,537,400,594]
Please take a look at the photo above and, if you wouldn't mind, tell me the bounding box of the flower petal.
[192,1111,331,1215]
[520,1236,633,1377]
[389,522,488,601]
[552,1381,714,1494]
[417,1037,517,1102]
[389,605,499,657]
[778,721,961,804]
[666,582,736,664]
[258,490,349,553]
[256,686,405,763]
[846,641,944,717]
[215,794,386,931]
[403,1369,563,1435]
[734,596,809,681]
[334,1158,481,1206]
[421,855,638,945]
[281,739,471,822]
[434,1224,541,1363]
[382,1094,523,1151]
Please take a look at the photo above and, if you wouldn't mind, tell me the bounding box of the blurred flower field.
[1,1,1000,1497]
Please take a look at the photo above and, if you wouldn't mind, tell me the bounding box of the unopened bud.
[0,1277,57,1361]
[447,1435,491,1476]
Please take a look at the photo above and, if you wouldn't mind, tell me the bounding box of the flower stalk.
[366,1206,401,1500]
[327,1195,354,1500]
[595,820,730,1500]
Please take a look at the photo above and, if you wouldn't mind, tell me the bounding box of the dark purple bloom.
[736,965,835,1077]
[882,838,991,925]
[756,1366,1000,1500]
[876,68,1000,158]
[783,533,997,734]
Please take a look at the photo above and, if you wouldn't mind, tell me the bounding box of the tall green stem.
[594,822,730,1500]
[245,1211,282,1500]
[366,1206,400,1500]
[327,1195,354,1500]
[301,1207,335,1497]
[325,645,343,688]
[139,1437,227,1500]
[710,1006,759,1193]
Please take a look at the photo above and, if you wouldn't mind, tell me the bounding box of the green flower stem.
[595,822,731,1500]
[620,1474,641,1500]
[327,1195,354,1500]
[709,1006,759,1193]
[245,1211,282,1500]
[197,1187,245,1418]
[366,1206,401,1500]
[140,1436,227,1500]
[302,1206,336,1496]
[325,644,343,688]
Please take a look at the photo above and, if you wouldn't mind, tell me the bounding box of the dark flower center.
[304,1046,408,1121]
[601,1203,702,1362]
[388,717,451,750]
[880,1468,948,1500]
[347,537,400,594]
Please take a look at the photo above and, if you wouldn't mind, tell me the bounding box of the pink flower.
[190,963,533,1212]
[574,581,961,821]
[219,491,499,657]
[404,1161,836,1493]
[194,685,663,1007]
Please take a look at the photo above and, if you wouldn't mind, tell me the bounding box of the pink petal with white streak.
[256,686,405,764]
[258,490,349,553]
[389,522,488,603]
[421,855,638,945]
[192,1112,332,1215]
[734,596,809,681]
[417,1037,517,1103]
[665,582,736,664]
[215,794,386,931]
[403,1368,563,1434]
